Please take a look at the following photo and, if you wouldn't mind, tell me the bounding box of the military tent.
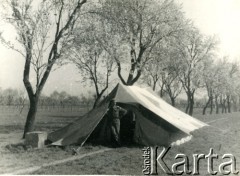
[47,84,207,146]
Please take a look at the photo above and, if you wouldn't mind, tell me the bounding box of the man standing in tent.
[108,99,127,147]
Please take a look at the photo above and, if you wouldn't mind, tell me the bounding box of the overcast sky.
[0,0,240,96]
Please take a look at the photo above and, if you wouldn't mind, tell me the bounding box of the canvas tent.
[47,84,207,146]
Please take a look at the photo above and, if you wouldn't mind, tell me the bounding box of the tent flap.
[48,104,108,146]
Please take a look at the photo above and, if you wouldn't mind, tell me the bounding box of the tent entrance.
[120,110,136,145]
[86,104,137,146]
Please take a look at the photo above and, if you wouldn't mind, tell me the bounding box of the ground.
[0,107,240,175]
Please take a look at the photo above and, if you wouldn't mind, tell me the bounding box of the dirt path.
[0,131,110,174]
[3,148,112,175]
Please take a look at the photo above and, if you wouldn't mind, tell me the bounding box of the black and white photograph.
[0,0,239,175]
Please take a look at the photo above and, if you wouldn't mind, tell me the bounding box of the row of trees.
[0,88,94,110]
[143,56,240,116]
[1,0,239,137]
[0,88,26,107]
[140,27,218,115]
[140,31,240,116]
[201,58,240,115]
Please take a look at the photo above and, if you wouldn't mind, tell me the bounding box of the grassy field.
[0,108,239,175]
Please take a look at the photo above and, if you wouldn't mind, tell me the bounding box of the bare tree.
[142,57,163,91]
[226,61,239,113]
[68,17,116,108]
[141,39,182,104]
[71,50,114,108]
[95,0,186,85]
[201,57,238,115]
[163,74,182,107]
[215,58,240,114]
[1,0,88,138]
[202,58,216,115]
[174,28,217,115]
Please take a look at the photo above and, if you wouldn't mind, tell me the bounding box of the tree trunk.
[23,97,39,138]
[189,98,194,116]
[202,97,211,115]
[227,95,231,113]
[220,96,225,113]
[170,97,175,107]
[215,95,219,114]
[232,98,237,112]
[93,96,101,109]
[152,81,157,91]
[160,84,165,98]
[185,102,189,114]
[210,97,213,114]
[185,93,194,116]
[233,99,237,112]
[126,66,141,86]
[222,99,227,113]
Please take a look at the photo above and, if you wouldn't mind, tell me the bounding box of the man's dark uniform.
[108,104,127,145]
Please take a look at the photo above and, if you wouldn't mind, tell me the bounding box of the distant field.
[0,107,89,133]
[0,107,239,175]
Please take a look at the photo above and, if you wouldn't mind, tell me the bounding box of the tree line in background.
[0,0,239,137]
[0,88,94,112]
